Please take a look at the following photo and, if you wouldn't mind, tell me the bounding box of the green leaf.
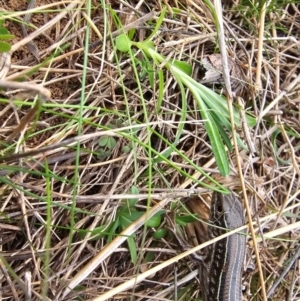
[128,28,135,40]
[173,60,192,76]
[176,214,198,225]
[196,82,256,128]
[196,95,229,176]
[172,8,182,14]
[98,136,116,149]
[175,219,187,227]
[127,185,139,207]
[97,149,111,161]
[98,137,107,146]
[120,211,143,226]
[108,218,120,242]
[127,236,137,264]
[77,225,109,240]
[0,27,8,35]
[0,41,11,52]
[169,66,229,175]
[0,34,14,40]
[197,84,241,126]
[210,108,248,150]
[145,215,162,228]
[122,145,131,153]
[144,251,155,262]
[143,40,156,50]
[210,112,233,152]
[144,59,155,88]
[119,214,133,229]
[146,7,167,41]
[245,112,256,127]
[153,70,186,163]
[134,40,157,59]
[116,34,132,52]
[145,210,164,228]
[153,228,168,239]
[156,69,164,113]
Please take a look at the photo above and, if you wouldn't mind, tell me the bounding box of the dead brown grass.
[0,0,299,300]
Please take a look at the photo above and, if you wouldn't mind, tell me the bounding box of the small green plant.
[97,135,117,160]
[115,8,256,177]
[142,204,199,266]
[0,20,14,52]
[78,186,164,264]
[97,120,140,160]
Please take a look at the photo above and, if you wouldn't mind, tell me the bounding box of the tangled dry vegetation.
[0,0,299,300]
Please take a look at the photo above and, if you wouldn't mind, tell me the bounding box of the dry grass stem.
[0,0,299,300]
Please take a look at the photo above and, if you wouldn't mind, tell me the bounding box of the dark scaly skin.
[200,192,246,301]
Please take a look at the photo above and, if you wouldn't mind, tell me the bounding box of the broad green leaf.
[210,110,248,150]
[0,41,11,52]
[122,145,131,153]
[144,251,155,262]
[145,215,162,228]
[116,34,132,52]
[120,211,143,225]
[98,136,116,149]
[176,214,198,226]
[171,67,229,175]
[197,83,241,126]
[199,89,233,128]
[210,112,233,151]
[196,95,229,176]
[119,214,132,229]
[153,228,168,239]
[143,40,156,50]
[135,40,155,52]
[97,149,111,161]
[135,41,163,63]
[107,137,116,149]
[0,27,8,35]
[197,82,256,127]
[173,60,192,76]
